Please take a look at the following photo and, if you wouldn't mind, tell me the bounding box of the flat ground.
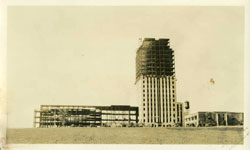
[6,127,243,144]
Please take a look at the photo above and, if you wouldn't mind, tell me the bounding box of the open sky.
[7,6,244,128]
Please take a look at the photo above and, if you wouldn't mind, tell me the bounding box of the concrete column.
[160,78,163,124]
[148,77,151,124]
[152,77,155,124]
[170,77,174,125]
[166,77,170,123]
[145,78,148,124]
[155,77,158,123]
[224,113,228,126]
[215,113,219,126]
[163,78,167,124]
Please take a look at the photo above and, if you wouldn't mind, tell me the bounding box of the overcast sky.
[7,6,244,128]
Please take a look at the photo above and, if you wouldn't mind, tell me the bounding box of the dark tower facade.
[135,38,183,127]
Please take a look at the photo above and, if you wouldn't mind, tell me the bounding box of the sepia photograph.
[2,5,246,147]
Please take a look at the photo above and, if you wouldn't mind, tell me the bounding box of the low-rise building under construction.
[34,105,139,128]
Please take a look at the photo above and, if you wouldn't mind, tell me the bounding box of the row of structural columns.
[215,113,228,126]
[33,109,138,128]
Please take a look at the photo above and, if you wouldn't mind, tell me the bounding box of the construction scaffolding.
[136,38,175,83]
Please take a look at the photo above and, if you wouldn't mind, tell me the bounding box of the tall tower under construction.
[135,38,183,127]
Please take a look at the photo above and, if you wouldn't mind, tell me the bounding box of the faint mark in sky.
[210,78,215,85]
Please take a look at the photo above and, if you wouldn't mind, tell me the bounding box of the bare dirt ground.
[6,127,243,144]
